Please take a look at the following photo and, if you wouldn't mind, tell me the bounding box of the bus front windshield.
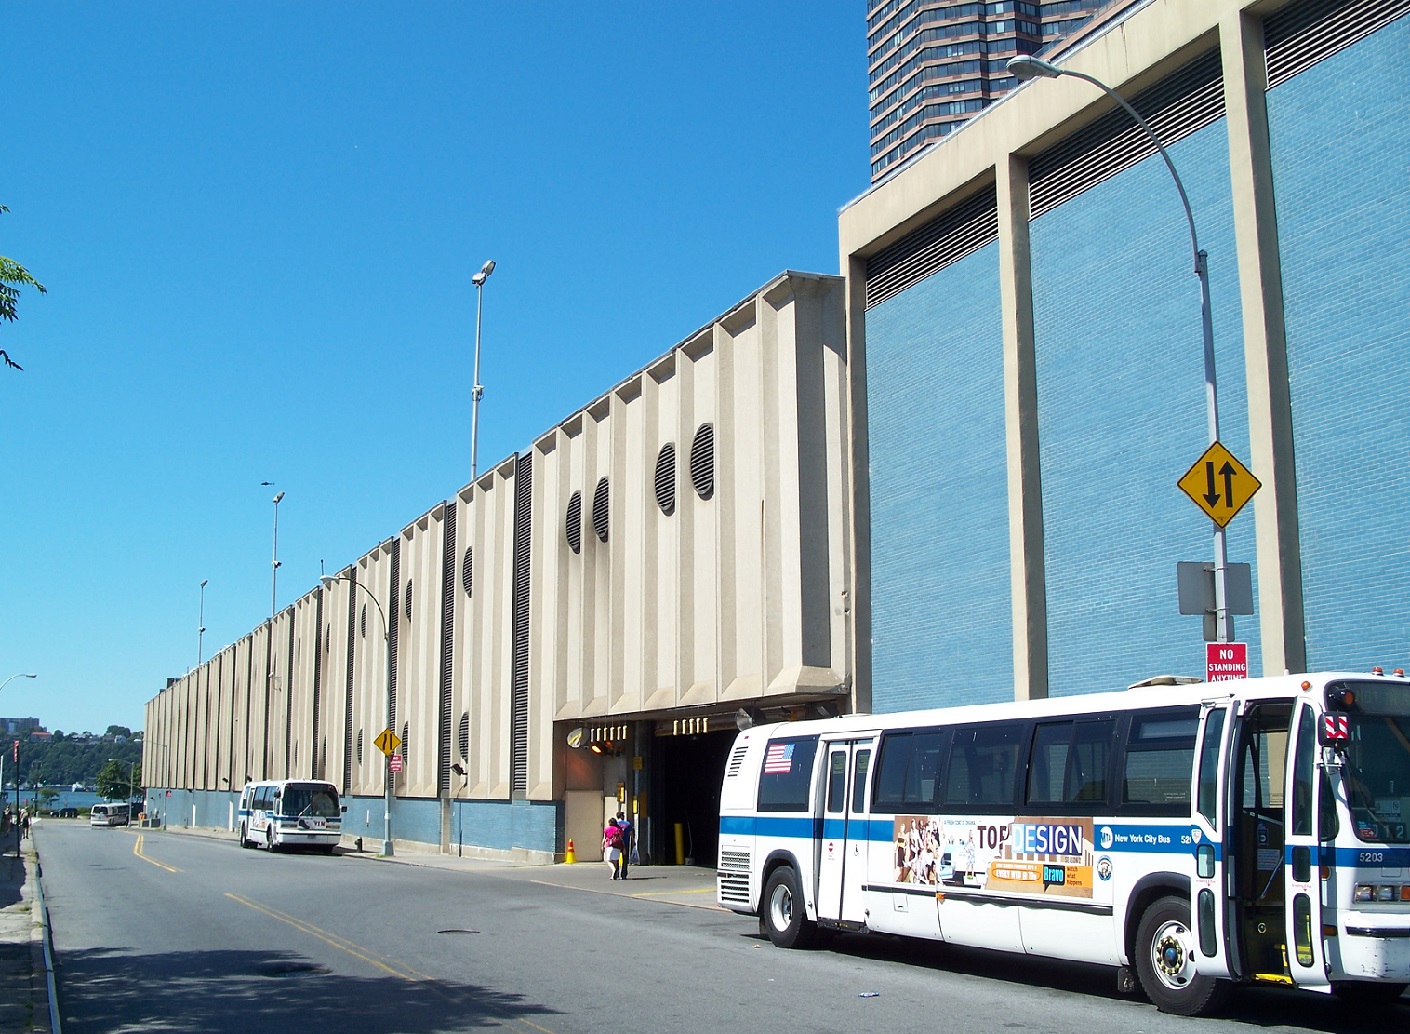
[281,784,341,818]
[1343,714,1410,843]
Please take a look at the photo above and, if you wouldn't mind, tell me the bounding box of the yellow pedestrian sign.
[1178,441,1261,528]
[374,728,401,757]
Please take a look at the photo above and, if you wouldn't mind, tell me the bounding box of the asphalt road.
[33,821,1405,1034]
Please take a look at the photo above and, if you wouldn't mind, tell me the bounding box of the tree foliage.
[0,204,47,371]
[5,732,141,792]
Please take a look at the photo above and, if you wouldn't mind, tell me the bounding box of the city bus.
[237,779,344,853]
[89,802,130,826]
[717,671,1410,1015]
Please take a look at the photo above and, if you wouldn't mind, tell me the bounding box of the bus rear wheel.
[1135,896,1229,1016]
[239,823,253,849]
[762,865,815,949]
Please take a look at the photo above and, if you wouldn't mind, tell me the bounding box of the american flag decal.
[763,742,795,774]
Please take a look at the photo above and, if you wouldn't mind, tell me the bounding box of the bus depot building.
[845,0,1410,716]
[145,272,855,864]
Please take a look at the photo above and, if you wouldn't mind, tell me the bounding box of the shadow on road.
[754,931,1404,1033]
[55,944,562,1034]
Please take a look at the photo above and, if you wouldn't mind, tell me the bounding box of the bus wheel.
[239,823,252,849]
[1135,896,1228,1016]
[265,828,278,852]
[762,865,815,949]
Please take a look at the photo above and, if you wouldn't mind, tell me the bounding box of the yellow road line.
[133,834,181,873]
[225,893,431,981]
[224,893,559,1033]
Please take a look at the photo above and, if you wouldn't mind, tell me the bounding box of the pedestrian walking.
[20,808,31,839]
[615,810,634,879]
[602,817,625,880]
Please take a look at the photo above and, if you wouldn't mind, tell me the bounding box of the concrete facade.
[845,0,1410,712]
[146,272,853,861]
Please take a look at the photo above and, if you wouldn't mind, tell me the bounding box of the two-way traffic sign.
[1178,442,1261,528]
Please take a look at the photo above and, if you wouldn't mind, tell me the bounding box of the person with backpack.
[614,810,634,879]
[602,817,625,880]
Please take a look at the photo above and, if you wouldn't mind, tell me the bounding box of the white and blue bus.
[717,671,1410,1015]
[89,802,130,827]
[237,779,344,853]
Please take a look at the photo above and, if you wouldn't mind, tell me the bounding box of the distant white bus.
[718,671,1410,1015]
[90,802,130,827]
[237,779,343,853]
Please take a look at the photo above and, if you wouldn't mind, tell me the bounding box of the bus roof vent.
[1127,675,1202,689]
[725,744,748,778]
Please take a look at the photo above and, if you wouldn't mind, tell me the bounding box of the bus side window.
[874,730,948,813]
[1027,719,1115,809]
[946,723,1024,809]
[1120,708,1200,815]
[1292,704,1315,837]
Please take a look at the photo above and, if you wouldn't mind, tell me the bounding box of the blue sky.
[1,3,868,734]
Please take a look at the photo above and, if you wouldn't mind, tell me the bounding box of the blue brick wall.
[1030,115,1256,693]
[1267,15,1410,671]
[865,243,1014,710]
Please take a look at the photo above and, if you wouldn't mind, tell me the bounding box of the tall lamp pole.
[1008,55,1231,643]
[469,258,496,482]
[321,572,395,856]
[197,578,208,669]
[269,490,285,620]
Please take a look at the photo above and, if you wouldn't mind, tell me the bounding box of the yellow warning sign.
[374,728,401,757]
[1178,442,1261,528]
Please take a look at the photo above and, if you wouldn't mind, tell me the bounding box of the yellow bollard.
[564,838,577,864]
[673,823,685,865]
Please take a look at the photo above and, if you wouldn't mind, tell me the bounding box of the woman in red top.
[602,818,623,880]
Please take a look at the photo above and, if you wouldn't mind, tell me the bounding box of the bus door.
[815,736,876,928]
[1191,700,1236,979]
[1282,701,1331,990]
[1229,700,1294,984]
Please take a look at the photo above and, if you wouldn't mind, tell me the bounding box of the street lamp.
[108,757,138,804]
[268,489,286,620]
[1007,55,1232,643]
[320,571,395,856]
[197,579,208,669]
[0,673,36,695]
[469,258,496,482]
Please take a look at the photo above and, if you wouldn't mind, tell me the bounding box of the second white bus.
[237,779,344,853]
[89,802,130,827]
[717,671,1410,1015]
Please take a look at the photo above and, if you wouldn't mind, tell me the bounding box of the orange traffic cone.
[564,838,577,864]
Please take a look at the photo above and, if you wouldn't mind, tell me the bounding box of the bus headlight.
[1354,883,1407,903]
[1354,884,1374,902]
[1377,885,1396,902]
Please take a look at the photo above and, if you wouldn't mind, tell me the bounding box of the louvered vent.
[401,721,409,768]
[1265,0,1409,87]
[312,591,324,780]
[655,443,676,515]
[285,618,296,775]
[510,453,533,798]
[458,711,470,760]
[864,184,999,309]
[726,743,749,778]
[438,501,457,797]
[462,546,473,596]
[592,477,610,542]
[404,578,413,623]
[343,581,356,790]
[388,540,400,733]
[1029,50,1224,220]
[360,604,367,639]
[565,490,582,554]
[690,423,715,500]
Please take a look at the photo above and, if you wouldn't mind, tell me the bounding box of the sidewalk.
[0,827,51,1034]
[162,823,725,910]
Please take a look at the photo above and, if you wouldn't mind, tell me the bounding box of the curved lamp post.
[0,673,36,695]
[320,572,395,856]
[469,259,496,482]
[1008,55,1231,643]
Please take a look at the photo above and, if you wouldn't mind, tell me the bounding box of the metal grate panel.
[865,184,999,309]
[438,501,457,796]
[690,423,715,500]
[389,539,400,733]
[655,442,676,516]
[343,580,356,790]
[726,743,748,778]
[510,453,533,798]
[1265,0,1410,87]
[1029,50,1225,220]
[592,477,610,542]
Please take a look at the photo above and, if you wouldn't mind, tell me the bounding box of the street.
[31,821,1401,1034]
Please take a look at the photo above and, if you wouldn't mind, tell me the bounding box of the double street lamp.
[320,571,395,856]
[469,258,496,482]
[1007,55,1232,642]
